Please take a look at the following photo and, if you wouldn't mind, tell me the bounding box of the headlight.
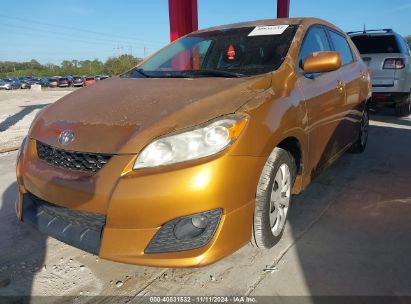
[134,114,248,169]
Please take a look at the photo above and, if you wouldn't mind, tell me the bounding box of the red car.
[84,77,96,86]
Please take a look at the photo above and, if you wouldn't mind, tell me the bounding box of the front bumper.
[16,139,265,267]
[21,193,105,254]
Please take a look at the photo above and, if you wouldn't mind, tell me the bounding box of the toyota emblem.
[58,130,75,145]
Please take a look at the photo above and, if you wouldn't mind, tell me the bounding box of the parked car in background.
[16,18,371,267]
[48,78,59,88]
[349,29,411,116]
[20,79,32,89]
[72,76,85,87]
[0,79,10,90]
[40,78,49,87]
[0,78,21,90]
[84,76,96,86]
[30,78,44,86]
[57,77,72,88]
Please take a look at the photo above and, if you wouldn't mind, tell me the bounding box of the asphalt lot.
[0,105,410,300]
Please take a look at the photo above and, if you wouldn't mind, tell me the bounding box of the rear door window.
[328,30,354,65]
[350,35,400,54]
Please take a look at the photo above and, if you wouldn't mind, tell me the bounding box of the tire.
[395,93,411,117]
[252,147,296,249]
[349,106,369,153]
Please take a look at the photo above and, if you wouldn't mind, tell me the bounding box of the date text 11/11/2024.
[149,296,257,303]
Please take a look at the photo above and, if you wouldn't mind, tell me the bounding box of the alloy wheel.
[269,163,291,236]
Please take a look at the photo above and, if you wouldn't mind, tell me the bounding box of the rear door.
[297,26,347,178]
[327,29,363,148]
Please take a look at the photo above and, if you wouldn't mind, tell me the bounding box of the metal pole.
[168,0,198,42]
[277,0,290,18]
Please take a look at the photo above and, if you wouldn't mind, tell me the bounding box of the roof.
[194,17,341,34]
[348,29,398,37]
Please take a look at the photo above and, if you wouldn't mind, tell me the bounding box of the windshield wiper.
[185,69,245,78]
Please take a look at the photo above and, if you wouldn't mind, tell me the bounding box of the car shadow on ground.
[0,104,48,132]
[0,182,47,302]
[283,119,411,298]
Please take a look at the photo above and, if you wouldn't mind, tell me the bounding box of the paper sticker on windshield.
[248,25,289,36]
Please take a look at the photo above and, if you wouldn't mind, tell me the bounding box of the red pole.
[169,0,198,42]
[277,0,290,18]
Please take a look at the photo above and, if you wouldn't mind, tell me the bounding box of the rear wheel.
[252,148,296,249]
[349,106,369,153]
[395,92,411,117]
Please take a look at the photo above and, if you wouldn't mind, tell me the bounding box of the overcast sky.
[0,0,410,64]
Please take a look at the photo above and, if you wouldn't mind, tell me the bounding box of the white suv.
[349,29,411,116]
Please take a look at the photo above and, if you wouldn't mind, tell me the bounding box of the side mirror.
[303,51,342,73]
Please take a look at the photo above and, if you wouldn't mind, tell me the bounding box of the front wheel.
[252,147,296,249]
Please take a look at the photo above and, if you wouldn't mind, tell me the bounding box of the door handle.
[336,80,345,92]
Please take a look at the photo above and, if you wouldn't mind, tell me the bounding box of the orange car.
[15,18,371,267]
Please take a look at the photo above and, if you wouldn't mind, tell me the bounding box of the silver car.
[0,78,21,90]
[349,29,411,116]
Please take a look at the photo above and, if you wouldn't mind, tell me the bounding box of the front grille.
[22,193,106,255]
[36,141,112,173]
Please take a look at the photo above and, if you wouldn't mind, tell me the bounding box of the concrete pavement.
[0,110,410,300]
[0,89,73,152]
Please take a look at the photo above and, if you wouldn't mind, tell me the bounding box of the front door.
[296,26,347,179]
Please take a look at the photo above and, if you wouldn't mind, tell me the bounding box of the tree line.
[1,37,410,78]
[0,54,143,78]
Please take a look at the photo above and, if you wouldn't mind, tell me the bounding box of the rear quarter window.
[351,35,400,54]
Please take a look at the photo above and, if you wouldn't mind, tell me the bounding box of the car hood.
[30,75,271,154]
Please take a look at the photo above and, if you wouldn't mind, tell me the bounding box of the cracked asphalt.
[0,103,410,300]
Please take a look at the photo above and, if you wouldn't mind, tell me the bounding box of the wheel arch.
[276,136,304,176]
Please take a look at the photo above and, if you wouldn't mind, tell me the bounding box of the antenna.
[363,24,366,33]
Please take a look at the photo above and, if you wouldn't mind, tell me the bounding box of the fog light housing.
[145,209,222,254]
[173,216,209,240]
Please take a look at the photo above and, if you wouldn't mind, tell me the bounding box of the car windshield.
[123,25,298,78]
[351,35,400,54]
